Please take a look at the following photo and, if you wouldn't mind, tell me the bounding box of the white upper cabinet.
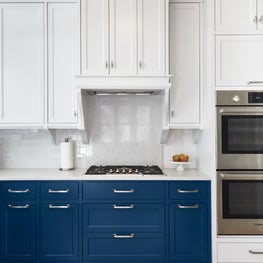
[216,35,263,86]
[47,3,79,124]
[81,0,109,75]
[169,3,200,126]
[138,0,165,75]
[109,0,137,75]
[81,0,166,76]
[215,0,257,31]
[0,3,45,124]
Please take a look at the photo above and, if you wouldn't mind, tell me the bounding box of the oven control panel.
[248,92,263,103]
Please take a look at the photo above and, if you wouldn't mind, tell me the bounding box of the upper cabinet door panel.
[138,0,165,76]
[0,3,44,123]
[215,0,257,31]
[169,3,200,124]
[109,0,137,75]
[216,35,263,86]
[48,3,78,124]
[81,0,109,75]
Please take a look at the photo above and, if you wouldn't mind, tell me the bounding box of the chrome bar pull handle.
[178,204,199,209]
[8,189,29,193]
[49,204,70,209]
[113,189,134,194]
[177,189,199,193]
[48,189,70,193]
[113,233,135,239]
[113,204,134,209]
[247,81,263,85]
[8,204,29,209]
[249,250,263,254]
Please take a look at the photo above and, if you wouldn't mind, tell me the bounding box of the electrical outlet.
[3,154,14,161]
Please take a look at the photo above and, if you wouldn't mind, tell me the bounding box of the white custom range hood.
[75,75,172,145]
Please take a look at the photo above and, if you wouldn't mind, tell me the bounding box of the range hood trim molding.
[75,75,172,91]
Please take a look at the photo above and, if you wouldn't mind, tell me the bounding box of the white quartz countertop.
[0,168,211,181]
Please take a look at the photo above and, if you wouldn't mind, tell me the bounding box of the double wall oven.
[217,91,263,235]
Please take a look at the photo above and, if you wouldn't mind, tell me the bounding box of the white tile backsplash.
[0,97,198,169]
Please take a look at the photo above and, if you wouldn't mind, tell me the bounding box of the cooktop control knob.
[232,95,240,103]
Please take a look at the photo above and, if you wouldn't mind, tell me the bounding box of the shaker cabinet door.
[47,3,79,124]
[216,35,263,86]
[0,203,37,261]
[40,203,79,261]
[138,0,165,75]
[169,3,200,125]
[170,203,209,262]
[215,0,257,31]
[109,0,137,75]
[0,3,44,124]
[81,0,109,75]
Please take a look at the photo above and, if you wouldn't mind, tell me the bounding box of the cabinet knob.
[253,15,258,23]
[105,61,109,69]
[111,61,114,69]
[74,110,77,117]
[171,110,175,117]
[259,15,263,23]
[139,61,143,69]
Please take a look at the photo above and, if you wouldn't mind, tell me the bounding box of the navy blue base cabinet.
[0,180,211,263]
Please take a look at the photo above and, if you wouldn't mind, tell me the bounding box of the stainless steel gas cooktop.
[85,165,163,175]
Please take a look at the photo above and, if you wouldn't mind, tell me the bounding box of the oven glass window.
[223,180,263,218]
[222,116,263,154]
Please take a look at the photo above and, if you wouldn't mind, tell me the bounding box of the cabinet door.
[215,0,257,31]
[169,3,200,124]
[138,0,165,75]
[48,3,78,124]
[109,0,137,75]
[81,0,109,75]
[0,203,37,261]
[216,35,263,86]
[40,203,79,261]
[0,3,44,124]
[170,203,209,262]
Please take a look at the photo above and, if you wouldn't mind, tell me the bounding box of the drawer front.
[40,181,79,201]
[1,181,37,200]
[169,181,209,200]
[83,232,165,261]
[218,242,263,262]
[83,204,165,232]
[83,181,165,200]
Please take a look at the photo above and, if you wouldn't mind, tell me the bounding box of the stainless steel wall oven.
[217,91,263,235]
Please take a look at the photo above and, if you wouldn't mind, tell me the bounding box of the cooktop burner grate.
[85,165,163,175]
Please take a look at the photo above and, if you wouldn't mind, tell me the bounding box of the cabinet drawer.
[169,181,209,200]
[0,181,37,200]
[83,232,165,262]
[218,242,263,262]
[83,204,165,232]
[40,181,79,201]
[83,181,165,200]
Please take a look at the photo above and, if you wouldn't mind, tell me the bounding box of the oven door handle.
[219,108,263,114]
[220,173,263,179]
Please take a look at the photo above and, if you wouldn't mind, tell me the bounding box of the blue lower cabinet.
[83,232,165,262]
[169,202,210,262]
[40,203,79,262]
[0,202,37,261]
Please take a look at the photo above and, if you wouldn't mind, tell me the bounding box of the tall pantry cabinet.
[0,1,79,126]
